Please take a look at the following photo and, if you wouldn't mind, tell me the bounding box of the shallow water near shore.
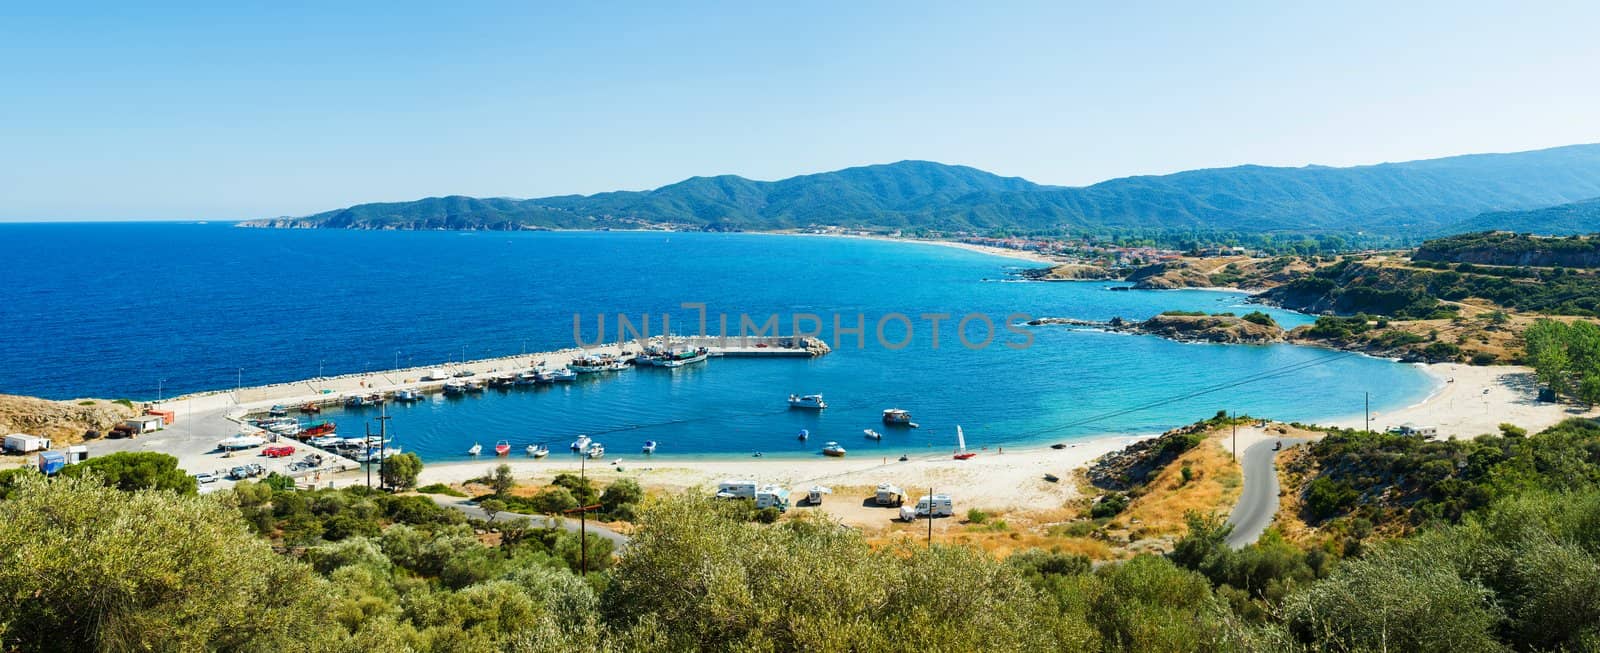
[0,223,1436,459]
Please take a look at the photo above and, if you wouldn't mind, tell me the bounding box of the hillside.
[244,144,1600,237]
[1414,231,1600,268]
[1452,197,1600,235]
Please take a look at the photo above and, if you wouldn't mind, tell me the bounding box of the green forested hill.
[1453,197,1600,235]
[244,144,1600,236]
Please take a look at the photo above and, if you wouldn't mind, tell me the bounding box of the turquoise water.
[0,224,1435,459]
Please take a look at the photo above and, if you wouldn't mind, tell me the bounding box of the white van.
[913,494,954,518]
[715,479,758,500]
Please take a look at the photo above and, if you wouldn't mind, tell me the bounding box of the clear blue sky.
[2,1,1597,220]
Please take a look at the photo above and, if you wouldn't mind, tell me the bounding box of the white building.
[122,415,165,435]
[4,433,51,453]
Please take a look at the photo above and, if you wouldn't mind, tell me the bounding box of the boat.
[569,354,628,374]
[797,429,809,441]
[863,429,882,440]
[515,371,540,386]
[268,405,288,417]
[343,395,368,408]
[822,441,847,457]
[464,381,485,393]
[587,443,606,459]
[467,442,482,456]
[788,394,827,409]
[218,434,267,450]
[299,403,322,414]
[366,392,386,405]
[643,440,658,454]
[1043,473,1060,483]
[355,446,400,463]
[394,388,424,402]
[882,408,913,425]
[570,435,592,451]
[442,381,468,396]
[531,444,550,458]
[660,347,709,368]
[308,435,342,448]
[495,440,511,456]
[953,425,976,460]
[548,368,578,383]
[301,421,336,437]
[266,422,302,436]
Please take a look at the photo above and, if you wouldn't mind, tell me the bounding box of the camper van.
[874,483,906,507]
[913,494,954,518]
[715,479,758,500]
[754,485,791,512]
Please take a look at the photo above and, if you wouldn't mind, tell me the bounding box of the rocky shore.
[1027,313,1286,344]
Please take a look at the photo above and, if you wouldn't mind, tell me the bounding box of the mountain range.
[242,144,1600,237]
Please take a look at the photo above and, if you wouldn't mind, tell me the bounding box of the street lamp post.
[157,378,165,403]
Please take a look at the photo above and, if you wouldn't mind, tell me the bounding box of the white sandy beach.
[1324,362,1593,438]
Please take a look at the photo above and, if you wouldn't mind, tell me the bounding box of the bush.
[529,486,578,515]
[379,452,422,490]
[1306,478,1358,520]
[417,483,467,497]
[1091,492,1129,519]
[754,507,781,524]
[1241,311,1277,327]
[598,478,643,519]
[60,452,196,495]
[966,508,990,524]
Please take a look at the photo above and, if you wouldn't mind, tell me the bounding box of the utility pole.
[364,422,373,489]
[927,487,933,547]
[319,359,325,378]
[1365,392,1371,433]
[377,404,390,491]
[157,378,165,403]
[1231,410,1237,461]
[581,452,588,574]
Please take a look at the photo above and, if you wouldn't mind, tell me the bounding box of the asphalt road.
[429,495,630,549]
[1224,437,1306,549]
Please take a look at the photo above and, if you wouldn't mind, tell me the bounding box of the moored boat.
[219,434,267,450]
[587,443,606,458]
[268,405,289,417]
[302,421,337,437]
[394,388,424,402]
[495,440,511,456]
[467,442,482,456]
[863,429,882,440]
[953,425,976,460]
[569,353,628,374]
[822,441,847,457]
[882,408,913,425]
[797,429,809,441]
[548,368,577,383]
[642,440,658,454]
[343,395,368,408]
[299,403,322,414]
[443,381,468,395]
[788,394,827,409]
[530,444,550,458]
[570,434,592,451]
[660,347,709,368]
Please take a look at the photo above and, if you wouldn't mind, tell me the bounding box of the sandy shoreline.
[766,231,1065,265]
[1323,362,1593,438]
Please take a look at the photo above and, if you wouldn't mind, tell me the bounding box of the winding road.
[1224,437,1306,548]
[429,495,631,549]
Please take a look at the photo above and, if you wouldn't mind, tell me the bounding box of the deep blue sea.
[0,223,1436,459]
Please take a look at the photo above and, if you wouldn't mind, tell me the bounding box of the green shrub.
[966,508,990,524]
[1306,478,1358,520]
[417,483,467,497]
[1091,492,1129,519]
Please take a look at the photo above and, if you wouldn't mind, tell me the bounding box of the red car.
[262,445,296,458]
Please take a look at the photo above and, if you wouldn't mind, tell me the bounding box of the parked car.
[228,466,250,480]
[262,445,296,458]
[193,472,218,484]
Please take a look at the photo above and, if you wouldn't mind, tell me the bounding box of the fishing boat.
[568,354,628,374]
[299,403,322,414]
[822,441,847,457]
[570,434,592,452]
[660,347,709,368]
[514,371,540,386]
[355,446,401,463]
[548,368,578,383]
[642,440,658,454]
[587,443,606,459]
[494,440,511,456]
[882,408,913,425]
[797,429,809,441]
[366,392,386,405]
[953,426,977,460]
[788,394,827,409]
[218,434,267,450]
[268,405,289,417]
[532,444,550,458]
[302,421,337,437]
[863,429,882,440]
[394,388,423,402]
[467,442,482,456]
[343,395,368,408]
[464,381,485,393]
[267,421,302,436]
[442,381,468,396]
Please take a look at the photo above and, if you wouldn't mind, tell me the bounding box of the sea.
[0,223,1437,460]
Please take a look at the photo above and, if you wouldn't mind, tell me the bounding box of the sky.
[2,1,1598,220]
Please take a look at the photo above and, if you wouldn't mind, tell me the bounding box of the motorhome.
[874,483,906,506]
[755,485,791,512]
[912,494,954,518]
[715,479,758,500]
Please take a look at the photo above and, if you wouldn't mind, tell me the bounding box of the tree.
[380,452,423,490]
[490,463,515,497]
[529,486,578,515]
[0,474,342,651]
[480,498,507,522]
[59,451,196,494]
[599,478,643,519]
[552,472,598,505]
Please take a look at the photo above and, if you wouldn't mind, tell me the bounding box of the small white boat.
[863,429,882,440]
[308,435,342,448]
[570,434,592,451]
[548,368,578,382]
[467,442,482,456]
[788,394,827,409]
[531,444,550,458]
[218,434,267,450]
[822,441,847,457]
[569,354,628,374]
[443,381,468,395]
[797,429,809,441]
[643,440,658,454]
[587,443,606,459]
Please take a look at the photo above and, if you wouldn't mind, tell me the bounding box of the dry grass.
[1117,430,1243,537]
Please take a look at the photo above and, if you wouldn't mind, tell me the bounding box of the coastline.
[1321,362,1594,438]
[762,231,1066,265]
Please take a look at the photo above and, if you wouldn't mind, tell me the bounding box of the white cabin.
[4,433,50,453]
